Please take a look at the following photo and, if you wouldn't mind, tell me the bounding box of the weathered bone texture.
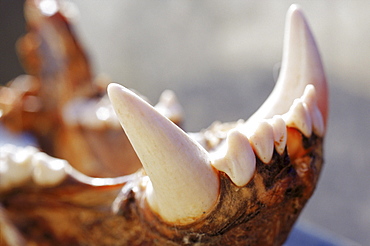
[0,0,182,178]
[0,133,323,245]
[0,1,327,246]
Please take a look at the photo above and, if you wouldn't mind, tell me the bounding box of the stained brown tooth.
[269,116,287,155]
[247,4,328,127]
[212,130,256,187]
[107,83,219,224]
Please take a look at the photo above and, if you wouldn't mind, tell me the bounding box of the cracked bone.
[108,83,219,224]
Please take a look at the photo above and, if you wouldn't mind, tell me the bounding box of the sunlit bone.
[0,2,329,245]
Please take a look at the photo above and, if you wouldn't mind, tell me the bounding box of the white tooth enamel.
[211,130,256,187]
[268,116,287,155]
[154,90,183,123]
[0,145,37,191]
[240,121,274,164]
[301,84,325,136]
[283,99,312,137]
[247,4,328,128]
[32,152,67,186]
[107,83,219,224]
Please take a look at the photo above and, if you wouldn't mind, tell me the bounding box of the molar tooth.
[0,145,37,191]
[107,83,219,224]
[269,116,287,155]
[247,4,328,127]
[32,152,67,186]
[241,121,274,164]
[283,99,312,137]
[212,130,256,187]
[301,84,325,136]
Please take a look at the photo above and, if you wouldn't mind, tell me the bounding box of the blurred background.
[1,1,369,245]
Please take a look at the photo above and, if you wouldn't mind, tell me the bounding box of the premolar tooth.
[32,152,67,186]
[212,130,256,187]
[283,99,312,137]
[107,83,219,224]
[154,90,183,124]
[301,84,325,136]
[247,4,328,127]
[241,121,274,164]
[269,116,287,155]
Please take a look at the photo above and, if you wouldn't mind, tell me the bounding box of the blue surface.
[285,221,360,246]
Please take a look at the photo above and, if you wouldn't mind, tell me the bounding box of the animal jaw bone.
[0,0,183,178]
[0,2,328,246]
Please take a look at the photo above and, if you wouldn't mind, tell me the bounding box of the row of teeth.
[63,90,183,129]
[211,84,324,187]
[1,4,327,226]
[0,144,67,192]
[0,84,323,193]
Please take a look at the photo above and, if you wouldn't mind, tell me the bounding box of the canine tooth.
[241,121,274,164]
[212,130,256,186]
[107,83,219,224]
[32,152,67,186]
[301,85,325,136]
[269,116,287,155]
[283,99,312,137]
[247,4,328,127]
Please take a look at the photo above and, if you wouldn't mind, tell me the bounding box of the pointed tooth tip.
[108,83,219,224]
[107,83,135,106]
[287,4,304,19]
[247,4,328,128]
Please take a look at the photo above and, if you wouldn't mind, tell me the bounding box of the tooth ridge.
[283,98,312,137]
[300,84,325,136]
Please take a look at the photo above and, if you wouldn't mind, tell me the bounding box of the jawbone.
[0,1,328,245]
